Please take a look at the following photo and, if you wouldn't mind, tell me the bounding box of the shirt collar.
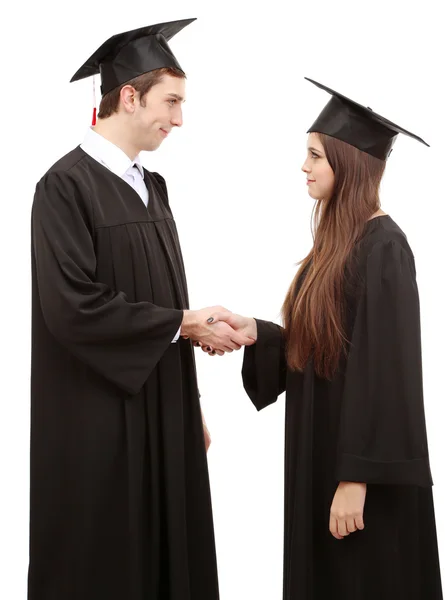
[81,127,144,178]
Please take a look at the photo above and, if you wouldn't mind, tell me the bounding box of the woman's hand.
[329,481,366,540]
[198,313,257,356]
[210,313,258,343]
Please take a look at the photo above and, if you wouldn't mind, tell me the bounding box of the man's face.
[132,75,186,151]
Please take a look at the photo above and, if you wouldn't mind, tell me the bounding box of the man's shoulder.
[146,170,168,196]
[43,146,86,178]
[33,147,92,211]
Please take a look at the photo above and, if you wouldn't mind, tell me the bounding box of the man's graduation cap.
[70,18,196,96]
[305,77,429,160]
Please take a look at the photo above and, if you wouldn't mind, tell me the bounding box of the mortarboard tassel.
[92,75,97,126]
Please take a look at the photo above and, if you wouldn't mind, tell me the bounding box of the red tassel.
[91,75,97,126]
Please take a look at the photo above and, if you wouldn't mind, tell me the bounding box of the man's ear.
[120,85,137,113]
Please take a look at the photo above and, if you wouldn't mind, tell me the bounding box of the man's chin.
[143,141,162,152]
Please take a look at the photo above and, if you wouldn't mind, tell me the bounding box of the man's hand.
[329,482,366,540]
[181,307,255,353]
[201,408,211,453]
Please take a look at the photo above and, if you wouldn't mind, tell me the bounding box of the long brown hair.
[98,67,185,119]
[281,133,386,379]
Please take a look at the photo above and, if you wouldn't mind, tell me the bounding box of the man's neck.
[92,118,140,161]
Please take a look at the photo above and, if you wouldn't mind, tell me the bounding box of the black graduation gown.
[29,147,219,600]
[242,216,442,600]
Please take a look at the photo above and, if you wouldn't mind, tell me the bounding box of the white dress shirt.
[81,127,149,205]
[81,128,181,342]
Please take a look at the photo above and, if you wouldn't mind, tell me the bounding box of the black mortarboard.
[305,77,429,160]
[70,18,196,96]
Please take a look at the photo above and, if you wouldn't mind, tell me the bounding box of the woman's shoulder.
[357,215,414,260]
[346,216,417,293]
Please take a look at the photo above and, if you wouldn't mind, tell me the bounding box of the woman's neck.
[368,208,387,220]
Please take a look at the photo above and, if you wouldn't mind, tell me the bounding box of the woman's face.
[301,133,335,201]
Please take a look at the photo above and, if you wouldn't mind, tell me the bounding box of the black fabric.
[29,147,219,600]
[305,77,429,159]
[243,215,442,599]
[70,19,196,94]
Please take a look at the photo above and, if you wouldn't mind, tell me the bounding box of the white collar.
[81,127,144,178]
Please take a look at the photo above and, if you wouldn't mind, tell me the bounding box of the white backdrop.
[1,0,444,598]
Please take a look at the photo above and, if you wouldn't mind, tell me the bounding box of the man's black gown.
[30,147,219,600]
[243,216,442,599]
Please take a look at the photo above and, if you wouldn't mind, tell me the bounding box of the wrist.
[339,481,367,488]
[181,310,198,337]
[248,317,258,341]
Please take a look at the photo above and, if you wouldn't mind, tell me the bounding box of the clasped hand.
[180,306,257,355]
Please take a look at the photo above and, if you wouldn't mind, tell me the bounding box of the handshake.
[180,306,258,356]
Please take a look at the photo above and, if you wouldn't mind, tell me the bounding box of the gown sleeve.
[242,319,287,411]
[336,239,433,486]
[32,170,184,396]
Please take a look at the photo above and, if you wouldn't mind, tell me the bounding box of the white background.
[1,0,444,598]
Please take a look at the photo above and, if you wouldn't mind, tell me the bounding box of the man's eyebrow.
[166,93,185,102]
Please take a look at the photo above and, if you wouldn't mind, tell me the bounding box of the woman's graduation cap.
[70,18,196,124]
[305,77,429,160]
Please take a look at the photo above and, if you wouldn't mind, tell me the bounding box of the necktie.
[127,164,149,206]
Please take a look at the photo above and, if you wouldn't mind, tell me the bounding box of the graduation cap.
[70,18,196,97]
[305,77,429,160]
